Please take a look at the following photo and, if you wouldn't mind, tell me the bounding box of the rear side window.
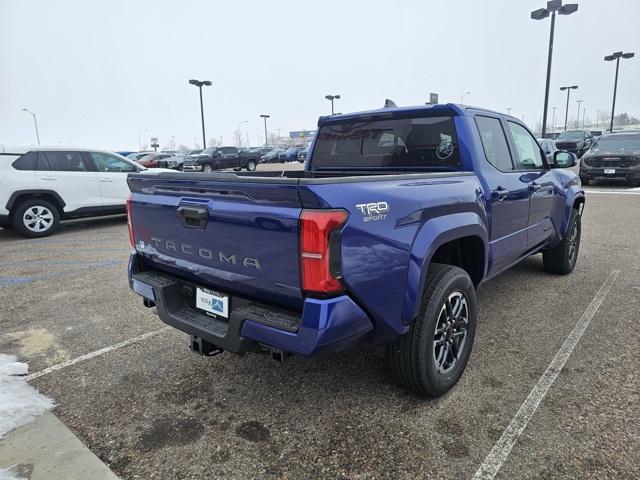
[90,152,137,172]
[312,116,460,170]
[12,152,38,170]
[475,116,514,171]
[38,151,89,172]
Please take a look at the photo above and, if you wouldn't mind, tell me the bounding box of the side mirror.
[554,151,576,168]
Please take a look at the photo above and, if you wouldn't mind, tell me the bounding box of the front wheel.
[12,199,61,238]
[387,263,477,397]
[246,160,256,171]
[202,163,213,173]
[580,176,590,186]
[543,208,581,274]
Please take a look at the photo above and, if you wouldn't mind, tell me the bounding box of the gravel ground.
[0,177,638,480]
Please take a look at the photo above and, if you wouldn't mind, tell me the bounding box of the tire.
[202,163,213,173]
[246,160,256,172]
[543,208,581,275]
[580,177,590,186]
[12,198,60,238]
[386,263,477,397]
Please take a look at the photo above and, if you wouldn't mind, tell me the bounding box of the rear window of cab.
[312,116,460,170]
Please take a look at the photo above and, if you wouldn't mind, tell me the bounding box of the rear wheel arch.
[7,190,65,216]
[429,235,486,287]
[402,214,489,325]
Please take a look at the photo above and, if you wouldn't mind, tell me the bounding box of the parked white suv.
[0,146,166,237]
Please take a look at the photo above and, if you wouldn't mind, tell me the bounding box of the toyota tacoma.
[127,103,584,397]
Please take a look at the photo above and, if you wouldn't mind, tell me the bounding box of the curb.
[0,411,120,480]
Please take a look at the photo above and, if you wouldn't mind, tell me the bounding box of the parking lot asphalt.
[1,172,639,480]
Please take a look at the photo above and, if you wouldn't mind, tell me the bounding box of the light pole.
[137,128,148,150]
[506,107,512,115]
[22,108,40,145]
[237,120,248,147]
[461,91,471,104]
[560,85,578,131]
[575,99,583,128]
[604,51,635,133]
[531,0,579,137]
[325,94,340,114]
[260,114,270,146]
[188,79,212,149]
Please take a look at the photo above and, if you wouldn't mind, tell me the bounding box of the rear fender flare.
[6,189,66,212]
[401,212,489,324]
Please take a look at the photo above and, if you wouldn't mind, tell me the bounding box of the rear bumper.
[128,253,373,356]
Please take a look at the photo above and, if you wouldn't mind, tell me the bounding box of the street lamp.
[325,94,340,114]
[506,107,512,115]
[604,51,635,133]
[531,0,579,137]
[22,108,40,145]
[260,114,270,146]
[137,128,148,150]
[575,99,583,128]
[560,85,578,131]
[188,79,212,149]
[237,120,248,147]
[461,91,471,104]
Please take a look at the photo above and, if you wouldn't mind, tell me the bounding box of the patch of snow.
[0,465,28,480]
[0,354,55,439]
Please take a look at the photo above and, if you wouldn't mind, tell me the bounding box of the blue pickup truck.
[126,103,584,397]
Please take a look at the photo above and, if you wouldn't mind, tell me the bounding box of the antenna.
[384,99,397,108]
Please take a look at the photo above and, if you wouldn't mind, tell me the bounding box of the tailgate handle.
[177,205,209,229]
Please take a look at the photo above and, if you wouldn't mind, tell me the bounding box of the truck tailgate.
[127,174,303,309]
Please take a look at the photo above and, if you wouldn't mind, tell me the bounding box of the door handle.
[99,179,114,183]
[493,187,510,201]
[40,177,57,181]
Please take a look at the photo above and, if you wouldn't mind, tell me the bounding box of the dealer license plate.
[604,168,616,174]
[196,288,229,318]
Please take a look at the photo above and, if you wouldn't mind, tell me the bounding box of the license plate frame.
[195,287,229,318]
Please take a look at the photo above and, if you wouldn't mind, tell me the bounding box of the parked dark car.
[261,148,284,163]
[589,130,604,138]
[280,147,303,162]
[182,146,259,172]
[555,130,595,158]
[579,132,640,186]
[297,147,310,163]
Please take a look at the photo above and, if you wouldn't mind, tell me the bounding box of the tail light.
[126,192,135,248]
[299,209,348,294]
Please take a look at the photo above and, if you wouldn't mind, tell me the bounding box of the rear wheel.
[12,199,60,238]
[387,263,477,397]
[543,208,581,274]
[246,160,257,171]
[202,163,213,173]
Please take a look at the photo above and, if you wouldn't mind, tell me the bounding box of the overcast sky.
[1,0,638,150]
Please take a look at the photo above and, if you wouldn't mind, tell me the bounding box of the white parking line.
[585,190,640,195]
[472,270,620,480]
[26,327,171,382]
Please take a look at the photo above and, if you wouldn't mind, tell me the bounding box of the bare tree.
[176,144,190,152]
[267,132,280,146]
[208,137,219,147]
